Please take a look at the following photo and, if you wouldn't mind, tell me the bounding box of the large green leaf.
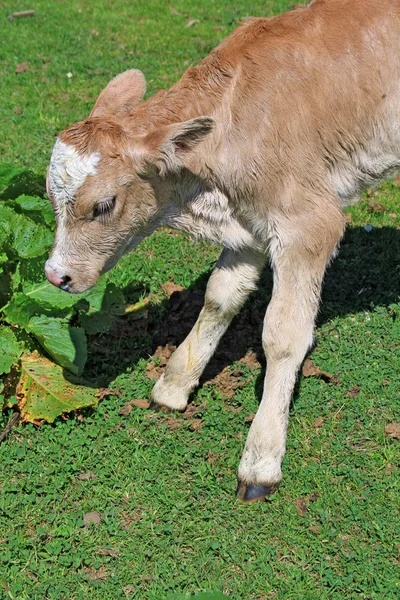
[0,252,8,275]
[12,212,53,259]
[27,316,87,375]
[0,326,21,375]
[80,279,125,313]
[16,353,98,423]
[24,279,79,310]
[6,194,55,228]
[3,293,43,328]
[78,279,125,334]
[0,204,52,259]
[0,204,15,250]
[0,164,46,200]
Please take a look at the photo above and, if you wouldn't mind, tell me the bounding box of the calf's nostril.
[59,275,72,292]
[45,266,63,288]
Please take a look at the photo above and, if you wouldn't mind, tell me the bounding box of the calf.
[45,0,400,502]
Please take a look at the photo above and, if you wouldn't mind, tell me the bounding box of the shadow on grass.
[65,225,400,406]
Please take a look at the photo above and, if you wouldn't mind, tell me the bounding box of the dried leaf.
[77,472,96,481]
[346,386,360,397]
[206,451,219,464]
[15,62,30,74]
[161,281,185,298]
[185,18,200,27]
[189,418,205,431]
[145,363,161,380]
[120,398,150,415]
[130,399,150,409]
[119,402,133,416]
[183,401,206,418]
[97,548,120,557]
[83,566,107,581]
[313,417,325,428]
[244,413,255,423]
[296,498,308,517]
[165,417,185,430]
[385,423,400,439]
[97,387,121,400]
[367,201,385,213]
[16,353,99,424]
[83,511,101,526]
[302,358,340,384]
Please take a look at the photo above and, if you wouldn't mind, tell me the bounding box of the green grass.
[1,1,400,599]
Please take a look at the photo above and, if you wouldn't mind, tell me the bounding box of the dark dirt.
[150,288,265,398]
[346,386,361,398]
[302,358,340,385]
[111,283,340,404]
[384,423,400,439]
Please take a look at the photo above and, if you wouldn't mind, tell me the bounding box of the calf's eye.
[93,196,116,219]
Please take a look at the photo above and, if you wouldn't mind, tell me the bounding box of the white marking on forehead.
[49,138,100,212]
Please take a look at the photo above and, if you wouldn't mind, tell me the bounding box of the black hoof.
[236,481,277,503]
[148,401,172,414]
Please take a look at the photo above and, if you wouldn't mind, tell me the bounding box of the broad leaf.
[12,212,53,259]
[80,279,124,313]
[27,316,87,375]
[0,204,15,250]
[3,293,43,328]
[78,280,125,334]
[0,204,52,259]
[0,326,21,375]
[16,353,98,423]
[25,279,79,310]
[0,252,8,277]
[14,257,76,310]
[6,194,55,228]
[0,164,46,200]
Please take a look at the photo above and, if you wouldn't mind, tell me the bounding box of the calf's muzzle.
[45,264,72,292]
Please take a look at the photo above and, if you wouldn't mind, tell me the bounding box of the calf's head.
[45,69,214,293]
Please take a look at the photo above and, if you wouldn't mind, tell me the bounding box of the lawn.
[1,1,399,599]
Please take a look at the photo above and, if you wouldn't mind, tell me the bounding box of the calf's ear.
[139,116,215,175]
[90,69,146,118]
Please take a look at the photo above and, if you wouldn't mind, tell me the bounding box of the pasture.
[1,1,399,598]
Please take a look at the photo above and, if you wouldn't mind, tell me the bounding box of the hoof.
[148,401,172,414]
[236,481,277,503]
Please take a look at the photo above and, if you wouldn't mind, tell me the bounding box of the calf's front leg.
[151,247,266,411]
[237,208,344,502]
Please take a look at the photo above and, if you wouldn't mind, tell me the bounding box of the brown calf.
[45,0,400,502]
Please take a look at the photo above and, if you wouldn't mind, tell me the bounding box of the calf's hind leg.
[151,247,266,411]
[237,206,344,503]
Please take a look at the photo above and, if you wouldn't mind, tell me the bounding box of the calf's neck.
[45,0,400,502]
